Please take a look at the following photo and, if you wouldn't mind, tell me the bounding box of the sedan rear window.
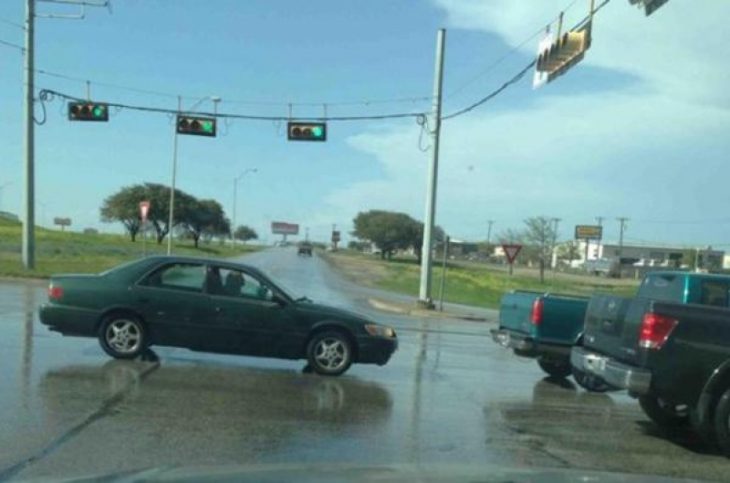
[142,263,206,293]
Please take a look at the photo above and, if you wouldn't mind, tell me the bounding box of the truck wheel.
[639,395,689,428]
[538,358,572,378]
[712,388,730,456]
[571,365,611,393]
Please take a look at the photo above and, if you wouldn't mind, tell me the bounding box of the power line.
[0,17,25,30]
[0,38,24,52]
[39,87,427,122]
[34,67,432,108]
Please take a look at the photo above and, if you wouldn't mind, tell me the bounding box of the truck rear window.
[637,274,686,302]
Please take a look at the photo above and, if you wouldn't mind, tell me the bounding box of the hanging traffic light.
[68,102,109,122]
[177,115,216,137]
[535,26,591,83]
[287,122,327,142]
[628,0,669,16]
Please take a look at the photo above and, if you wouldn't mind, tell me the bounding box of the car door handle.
[214,306,222,313]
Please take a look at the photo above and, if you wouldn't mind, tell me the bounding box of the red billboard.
[271,222,299,235]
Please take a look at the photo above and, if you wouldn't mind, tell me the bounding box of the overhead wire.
[0,38,24,52]
[38,87,428,122]
[0,17,25,30]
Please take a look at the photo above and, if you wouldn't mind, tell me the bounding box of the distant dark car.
[298,243,313,256]
[40,256,397,376]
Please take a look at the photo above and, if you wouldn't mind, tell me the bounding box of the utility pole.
[231,168,257,243]
[167,96,182,255]
[418,28,446,308]
[617,217,629,278]
[595,216,605,260]
[22,0,35,269]
[551,217,561,270]
[486,220,494,248]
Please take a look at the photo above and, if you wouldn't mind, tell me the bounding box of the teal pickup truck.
[491,290,606,390]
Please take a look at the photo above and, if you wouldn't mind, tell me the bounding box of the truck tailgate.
[583,294,649,365]
[499,291,542,336]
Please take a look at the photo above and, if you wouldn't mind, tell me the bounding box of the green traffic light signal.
[68,102,109,122]
[312,126,323,138]
[287,121,327,142]
[176,115,217,137]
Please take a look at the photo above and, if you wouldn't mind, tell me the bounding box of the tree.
[352,210,416,260]
[557,240,582,262]
[100,184,147,241]
[523,216,557,283]
[409,222,445,264]
[234,225,258,243]
[182,199,228,248]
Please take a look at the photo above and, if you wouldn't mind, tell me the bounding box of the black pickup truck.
[571,271,730,455]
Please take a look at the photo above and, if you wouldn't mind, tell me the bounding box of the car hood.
[295,301,373,325]
[33,463,704,483]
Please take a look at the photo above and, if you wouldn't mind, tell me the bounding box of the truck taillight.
[531,298,544,325]
[639,313,677,350]
[48,284,63,301]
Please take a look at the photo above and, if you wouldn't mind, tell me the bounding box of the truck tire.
[538,358,572,378]
[712,388,730,456]
[639,394,689,428]
[571,365,611,393]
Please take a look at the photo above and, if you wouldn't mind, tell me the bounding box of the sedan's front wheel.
[99,314,147,360]
[306,331,353,376]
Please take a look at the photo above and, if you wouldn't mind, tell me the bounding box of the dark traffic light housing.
[287,121,327,142]
[68,102,109,122]
[177,115,216,137]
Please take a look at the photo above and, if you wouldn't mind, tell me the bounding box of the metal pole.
[551,217,561,271]
[617,217,628,279]
[167,96,181,255]
[143,219,147,257]
[418,28,446,308]
[231,178,237,243]
[486,220,494,251]
[438,236,449,312]
[22,0,35,269]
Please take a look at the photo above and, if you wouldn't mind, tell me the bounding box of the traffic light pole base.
[416,299,435,310]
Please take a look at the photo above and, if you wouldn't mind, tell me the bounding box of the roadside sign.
[331,230,341,243]
[575,225,602,240]
[139,201,150,222]
[502,244,522,264]
[271,222,299,235]
[532,30,554,89]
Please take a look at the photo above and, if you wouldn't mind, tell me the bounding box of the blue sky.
[0,0,728,247]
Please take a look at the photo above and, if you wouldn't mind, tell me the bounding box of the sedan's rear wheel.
[306,331,353,376]
[99,314,147,359]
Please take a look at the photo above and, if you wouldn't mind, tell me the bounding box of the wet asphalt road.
[0,248,727,481]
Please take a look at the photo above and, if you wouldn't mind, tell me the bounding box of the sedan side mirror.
[272,293,288,307]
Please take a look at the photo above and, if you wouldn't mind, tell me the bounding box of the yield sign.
[502,244,522,264]
[139,201,151,222]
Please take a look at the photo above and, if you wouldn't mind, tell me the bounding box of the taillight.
[48,284,63,301]
[531,298,544,325]
[639,312,678,349]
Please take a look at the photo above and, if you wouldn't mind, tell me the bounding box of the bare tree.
[523,216,557,283]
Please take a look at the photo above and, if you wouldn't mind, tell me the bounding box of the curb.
[367,298,490,322]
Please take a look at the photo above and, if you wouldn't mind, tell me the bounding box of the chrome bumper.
[490,329,535,353]
[570,346,651,394]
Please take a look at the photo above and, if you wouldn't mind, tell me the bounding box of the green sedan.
[39,256,398,376]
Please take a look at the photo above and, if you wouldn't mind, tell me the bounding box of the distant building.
[572,240,724,272]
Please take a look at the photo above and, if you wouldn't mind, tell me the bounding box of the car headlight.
[365,324,396,338]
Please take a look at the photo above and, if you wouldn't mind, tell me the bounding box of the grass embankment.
[0,218,260,278]
[325,250,639,310]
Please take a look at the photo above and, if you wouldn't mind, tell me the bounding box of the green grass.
[0,220,261,278]
[329,250,639,310]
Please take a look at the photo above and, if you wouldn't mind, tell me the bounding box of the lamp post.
[231,168,257,244]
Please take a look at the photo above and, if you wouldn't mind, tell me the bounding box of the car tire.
[306,330,353,377]
[571,365,611,392]
[538,358,572,378]
[98,313,147,360]
[712,388,730,456]
[639,394,689,428]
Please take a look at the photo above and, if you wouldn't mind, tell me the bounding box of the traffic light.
[176,115,216,137]
[287,122,327,142]
[68,102,109,122]
[536,26,591,83]
[629,0,669,16]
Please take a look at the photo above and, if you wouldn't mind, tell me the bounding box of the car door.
[133,262,212,349]
[209,266,300,358]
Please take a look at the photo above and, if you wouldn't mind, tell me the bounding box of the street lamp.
[167,95,221,255]
[232,168,258,244]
